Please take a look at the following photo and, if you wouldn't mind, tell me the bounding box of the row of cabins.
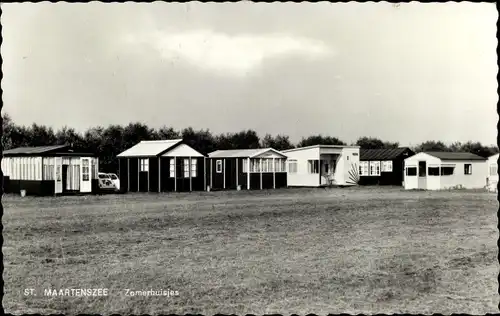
[2,140,498,195]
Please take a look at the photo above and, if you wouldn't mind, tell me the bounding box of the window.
[140,158,149,172]
[418,161,426,177]
[98,174,109,179]
[428,167,440,176]
[288,160,298,173]
[441,167,454,176]
[275,159,286,172]
[268,159,274,172]
[183,159,190,178]
[191,159,197,177]
[381,161,393,172]
[250,159,261,173]
[262,159,269,172]
[82,159,90,181]
[308,160,319,174]
[369,161,381,176]
[406,167,417,176]
[359,161,369,176]
[216,160,223,173]
[464,164,472,175]
[169,159,175,178]
[490,164,498,176]
[109,174,118,180]
[243,159,249,173]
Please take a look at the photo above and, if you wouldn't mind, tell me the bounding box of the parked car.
[108,173,120,191]
[98,173,116,191]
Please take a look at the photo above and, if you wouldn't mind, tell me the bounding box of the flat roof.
[282,144,360,153]
[360,147,414,161]
[424,151,487,161]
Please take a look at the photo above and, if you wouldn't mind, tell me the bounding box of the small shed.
[282,145,360,187]
[2,145,98,196]
[117,139,206,193]
[359,147,415,186]
[403,151,488,190]
[207,148,288,190]
[487,153,499,192]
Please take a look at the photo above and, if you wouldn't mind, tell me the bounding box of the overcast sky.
[1,2,498,146]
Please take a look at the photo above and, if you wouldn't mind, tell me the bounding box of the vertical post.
[127,158,130,192]
[137,159,140,192]
[189,157,193,192]
[204,157,207,191]
[174,157,177,192]
[223,159,226,189]
[260,158,263,190]
[319,159,322,185]
[210,159,213,189]
[273,157,276,189]
[247,158,251,190]
[54,157,57,196]
[236,158,239,188]
[147,159,150,192]
[158,157,161,193]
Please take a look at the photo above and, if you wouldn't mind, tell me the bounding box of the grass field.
[2,186,499,314]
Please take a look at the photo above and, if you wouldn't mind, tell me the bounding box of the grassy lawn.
[2,186,498,314]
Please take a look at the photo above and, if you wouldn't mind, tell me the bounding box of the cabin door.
[54,157,63,194]
[80,157,92,193]
[418,161,427,189]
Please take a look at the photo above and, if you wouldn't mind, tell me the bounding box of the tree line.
[2,113,498,172]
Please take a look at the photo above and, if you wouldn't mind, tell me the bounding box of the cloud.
[125,29,332,75]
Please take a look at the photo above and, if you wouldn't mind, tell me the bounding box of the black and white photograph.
[1,2,498,314]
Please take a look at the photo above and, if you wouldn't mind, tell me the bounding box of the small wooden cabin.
[359,147,415,186]
[2,145,98,196]
[207,148,288,190]
[404,151,487,190]
[117,139,206,193]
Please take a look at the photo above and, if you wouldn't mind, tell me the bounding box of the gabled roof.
[282,144,359,153]
[360,147,414,161]
[208,148,287,159]
[117,139,183,158]
[424,151,487,161]
[3,145,69,155]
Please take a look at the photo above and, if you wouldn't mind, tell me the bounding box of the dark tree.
[413,140,451,153]
[26,123,57,147]
[355,136,399,149]
[157,126,181,140]
[297,135,346,147]
[261,134,295,150]
[181,127,217,155]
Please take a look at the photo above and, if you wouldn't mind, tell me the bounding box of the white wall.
[404,153,441,190]
[285,147,321,187]
[340,147,360,185]
[487,154,498,191]
[439,160,487,189]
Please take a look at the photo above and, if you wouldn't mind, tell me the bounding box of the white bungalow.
[282,145,360,187]
[487,153,498,192]
[403,151,488,190]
